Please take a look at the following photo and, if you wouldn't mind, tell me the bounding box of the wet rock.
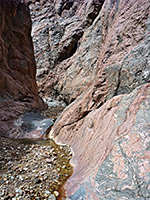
[3,111,54,139]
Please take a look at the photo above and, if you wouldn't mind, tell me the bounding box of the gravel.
[0,136,73,199]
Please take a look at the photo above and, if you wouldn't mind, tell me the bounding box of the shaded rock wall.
[51,0,150,199]
[30,0,105,103]
[0,0,46,137]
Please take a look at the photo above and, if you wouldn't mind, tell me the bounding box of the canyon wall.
[50,0,150,199]
[0,0,149,199]
[0,0,46,137]
[30,0,105,104]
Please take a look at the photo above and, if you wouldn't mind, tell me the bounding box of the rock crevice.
[30,0,105,103]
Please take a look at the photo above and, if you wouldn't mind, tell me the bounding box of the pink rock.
[50,0,150,198]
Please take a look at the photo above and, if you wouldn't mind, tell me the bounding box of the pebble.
[48,194,56,200]
[0,136,73,199]
[0,189,4,197]
[46,158,53,163]
[53,191,59,197]
[45,190,51,195]
[15,188,22,194]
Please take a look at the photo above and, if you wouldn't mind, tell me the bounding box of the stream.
[0,106,73,200]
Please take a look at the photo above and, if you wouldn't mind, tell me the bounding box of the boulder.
[8,111,54,139]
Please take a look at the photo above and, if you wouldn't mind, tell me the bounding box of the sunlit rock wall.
[51,0,150,199]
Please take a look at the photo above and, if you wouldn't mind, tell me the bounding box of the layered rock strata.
[0,0,46,137]
[30,0,105,103]
[51,0,150,199]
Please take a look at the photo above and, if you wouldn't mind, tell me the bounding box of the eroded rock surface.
[51,0,150,199]
[53,84,150,199]
[0,0,46,137]
[30,0,105,103]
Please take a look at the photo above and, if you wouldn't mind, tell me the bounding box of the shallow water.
[0,136,73,199]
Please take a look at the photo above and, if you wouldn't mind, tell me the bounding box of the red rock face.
[51,0,150,199]
[0,0,46,137]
